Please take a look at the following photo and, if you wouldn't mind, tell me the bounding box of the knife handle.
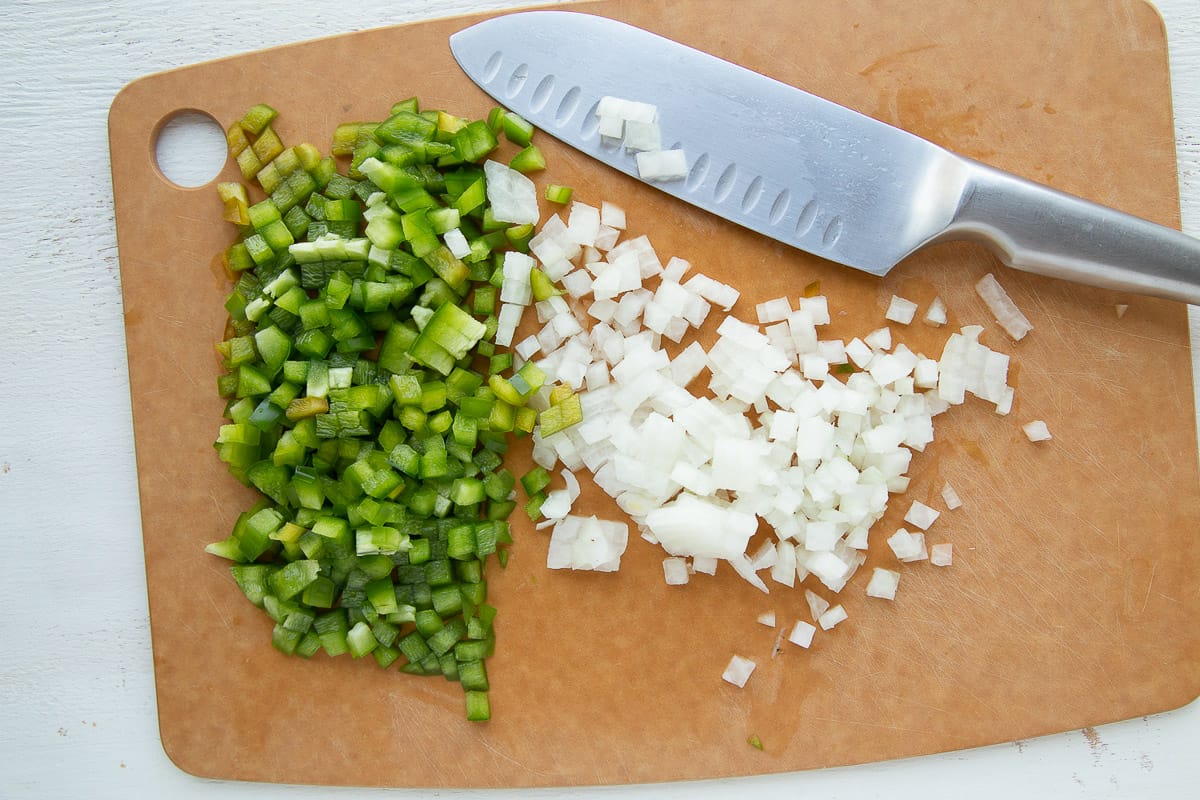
[942,159,1200,305]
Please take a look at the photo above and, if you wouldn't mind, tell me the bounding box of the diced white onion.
[756,610,777,628]
[624,120,663,152]
[903,500,940,530]
[636,149,689,181]
[885,295,918,325]
[600,201,627,230]
[941,482,963,510]
[721,654,756,688]
[924,296,948,326]
[546,515,628,572]
[865,568,900,600]
[443,227,471,259]
[1023,419,1052,441]
[817,605,847,630]
[788,620,817,648]
[484,159,539,224]
[887,528,922,560]
[805,588,830,622]
[931,543,953,566]
[976,273,1033,341]
[663,557,690,585]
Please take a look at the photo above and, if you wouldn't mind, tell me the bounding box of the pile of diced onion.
[482,143,1044,677]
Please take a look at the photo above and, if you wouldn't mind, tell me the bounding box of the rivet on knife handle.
[450,11,1200,305]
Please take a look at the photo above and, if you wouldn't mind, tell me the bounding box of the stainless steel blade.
[450,10,949,276]
[450,11,1200,302]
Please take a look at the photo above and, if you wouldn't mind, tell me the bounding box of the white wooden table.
[2,1,1198,797]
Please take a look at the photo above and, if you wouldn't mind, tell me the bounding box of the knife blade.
[449,10,1200,304]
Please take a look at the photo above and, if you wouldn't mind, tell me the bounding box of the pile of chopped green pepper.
[206,100,555,722]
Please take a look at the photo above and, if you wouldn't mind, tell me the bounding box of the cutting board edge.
[107,0,1200,788]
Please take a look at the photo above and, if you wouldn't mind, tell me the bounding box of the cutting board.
[109,0,1200,787]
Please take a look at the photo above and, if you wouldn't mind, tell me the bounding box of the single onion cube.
[864,326,892,351]
[788,620,817,648]
[885,295,918,325]
[817,605,848,630]
[663,557,690,585]
[601,201,627,230]
[624,120,662,152]
[1023,420,1052,442]
[931,543,954,566]
[904,500,940,530]
[484,159,539,224]
[887,528,923,560]
[443,228,471,259]
[692,556,718,575]
[924,296,948,326]
[865,568,900,600]
[941,482,963,510]
[636,149,689,181]
[757,610,777,628]
[722,654,757,688]
[976,272,1033,341]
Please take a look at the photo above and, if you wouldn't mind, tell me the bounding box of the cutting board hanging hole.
[154,110,225,188]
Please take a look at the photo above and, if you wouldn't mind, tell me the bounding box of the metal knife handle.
[939,159,1200,305]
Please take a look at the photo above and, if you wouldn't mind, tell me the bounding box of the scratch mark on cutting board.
[804,715,932,736]
[857,43,938,76]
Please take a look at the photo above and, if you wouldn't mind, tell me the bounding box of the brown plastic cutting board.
[110,0,1200,788]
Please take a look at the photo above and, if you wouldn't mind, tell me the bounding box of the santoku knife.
[449,10,1200,304]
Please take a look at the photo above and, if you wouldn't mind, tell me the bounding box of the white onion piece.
[757,610,777,628]
[904,500,940,531]
[756,296,793,323]
[865,568,900,600]
[484,160,539,224]
[1023,419,1052,441]
[1115,303,1129,319]
[729,554,770,594]
[885,295,918,325]
[692,556,718,576]
[643,494,756,560]
[494,303,524,347]
[624,120,662,152]
[817,605,848,630]
[567,202,602,247]
[805,588,830,622]
[596,96,658,124]
[546,515,629,572]
[941,482,963,510]
[500,251,534,305]
[561,270,594,298]
[443,228,471,259]
[976,272,1033,341]
[597,114,624,139]
[864,327,892,351]
[797,296,830,325]
[788,620,817,648]
[600,201,627,230]
[663,557,690,585]
[636,149,689,181]
[900,532,928,563]
[924,296,948,326]
[887,528,922,560]
[721,654,756,688]
[931,543,954,566]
